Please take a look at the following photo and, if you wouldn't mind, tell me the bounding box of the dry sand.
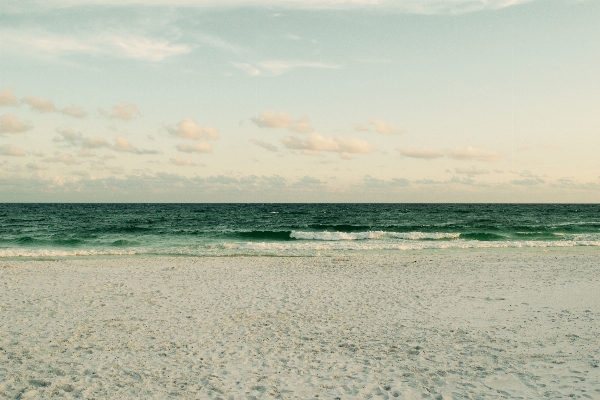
[1,248,599,399]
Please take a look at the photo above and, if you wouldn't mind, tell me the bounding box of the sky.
[0,0,599,202]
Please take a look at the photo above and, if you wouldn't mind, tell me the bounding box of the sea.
[0,203,599,258]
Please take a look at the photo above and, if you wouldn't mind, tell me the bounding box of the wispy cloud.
[455,166,490,175]
[54,128,158,154]
[22,96,58,113]
[0,88,19,107]
[283,132,375,159]
[0,144,26,156]
[1,32,190,62]
[251,111,313,133]
[62,105,87,118]
[234,60,341,76]
[397,147,444,159]
[447,146,504,162]
[355,119,402,134]
[98,102,142,121]
[0,114,32,134]
[8,1,531,15]
[170,156,198,166]
[176,142,213,153]
[250,138,278,152]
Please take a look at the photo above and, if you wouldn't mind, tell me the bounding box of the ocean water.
[0,203,599,258]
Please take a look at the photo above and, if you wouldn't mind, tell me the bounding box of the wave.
[1,239,599,258]
[290,231,461,241]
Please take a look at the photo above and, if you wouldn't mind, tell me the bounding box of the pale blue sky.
[1,0,599,202]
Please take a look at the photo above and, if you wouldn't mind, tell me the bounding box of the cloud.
[44,154,78,164]
[176,142,213,153]
[83,136,111,149]
[251,111,313,133]
[293,175,324,187]
[258,60,341,76]
[54,127,84,145]
[26,163,49,170]
[511,178,545,186]
[232,63,261,77]
[105,165,125,174]
[0,144,26,156]
[114,136,159,154]
[3,1,532,15]
[447,146,504,162]
[355,119,401,134]
[0,88,19,106]
[170,156,198,166]
[62,105,87,118]
[234,61,341,76]
[22,96,58,113]
[397,147,444,159]
[0,114,33,133]
[455,166,490,175]
[56,128,158,155]
[99,102,141,121]
[282,131,375,159]
[364,175,410,187]
[370,119,399,134]
[2,32,191,62]
[250,138,278,152]
[165,117,219,140]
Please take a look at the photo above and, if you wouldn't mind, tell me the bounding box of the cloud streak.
[2,32,191,62]
[283,132,375,159]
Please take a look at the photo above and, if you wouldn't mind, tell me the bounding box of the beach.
[1,248,599,399]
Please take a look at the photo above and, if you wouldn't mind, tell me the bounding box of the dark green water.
[0,204,598,257]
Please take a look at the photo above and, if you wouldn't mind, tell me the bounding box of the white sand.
[1,248,599,399]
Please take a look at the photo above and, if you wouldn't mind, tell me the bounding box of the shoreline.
[1,250,599,398]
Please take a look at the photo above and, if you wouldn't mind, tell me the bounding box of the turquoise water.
[0,204,599,257]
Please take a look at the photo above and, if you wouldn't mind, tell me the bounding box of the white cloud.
[397,147,444,159]
[176,142,213,153]
[250,138,278,152]
[512,178,545,186]
[447,146,504,162]
[22,96,57,113]
[170,156,198,166]
[2,32,190,62]
[0,88,19,106]
[0,114,32,133]
[251,111,313,133]
[165,117,219,140]
[455,166,490,175]
[62,105,87,118]
[283,132,375,159]
[0,144,26,156]
[99,102,141,121]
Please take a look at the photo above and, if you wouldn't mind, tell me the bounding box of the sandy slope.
[1,248,599,399]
